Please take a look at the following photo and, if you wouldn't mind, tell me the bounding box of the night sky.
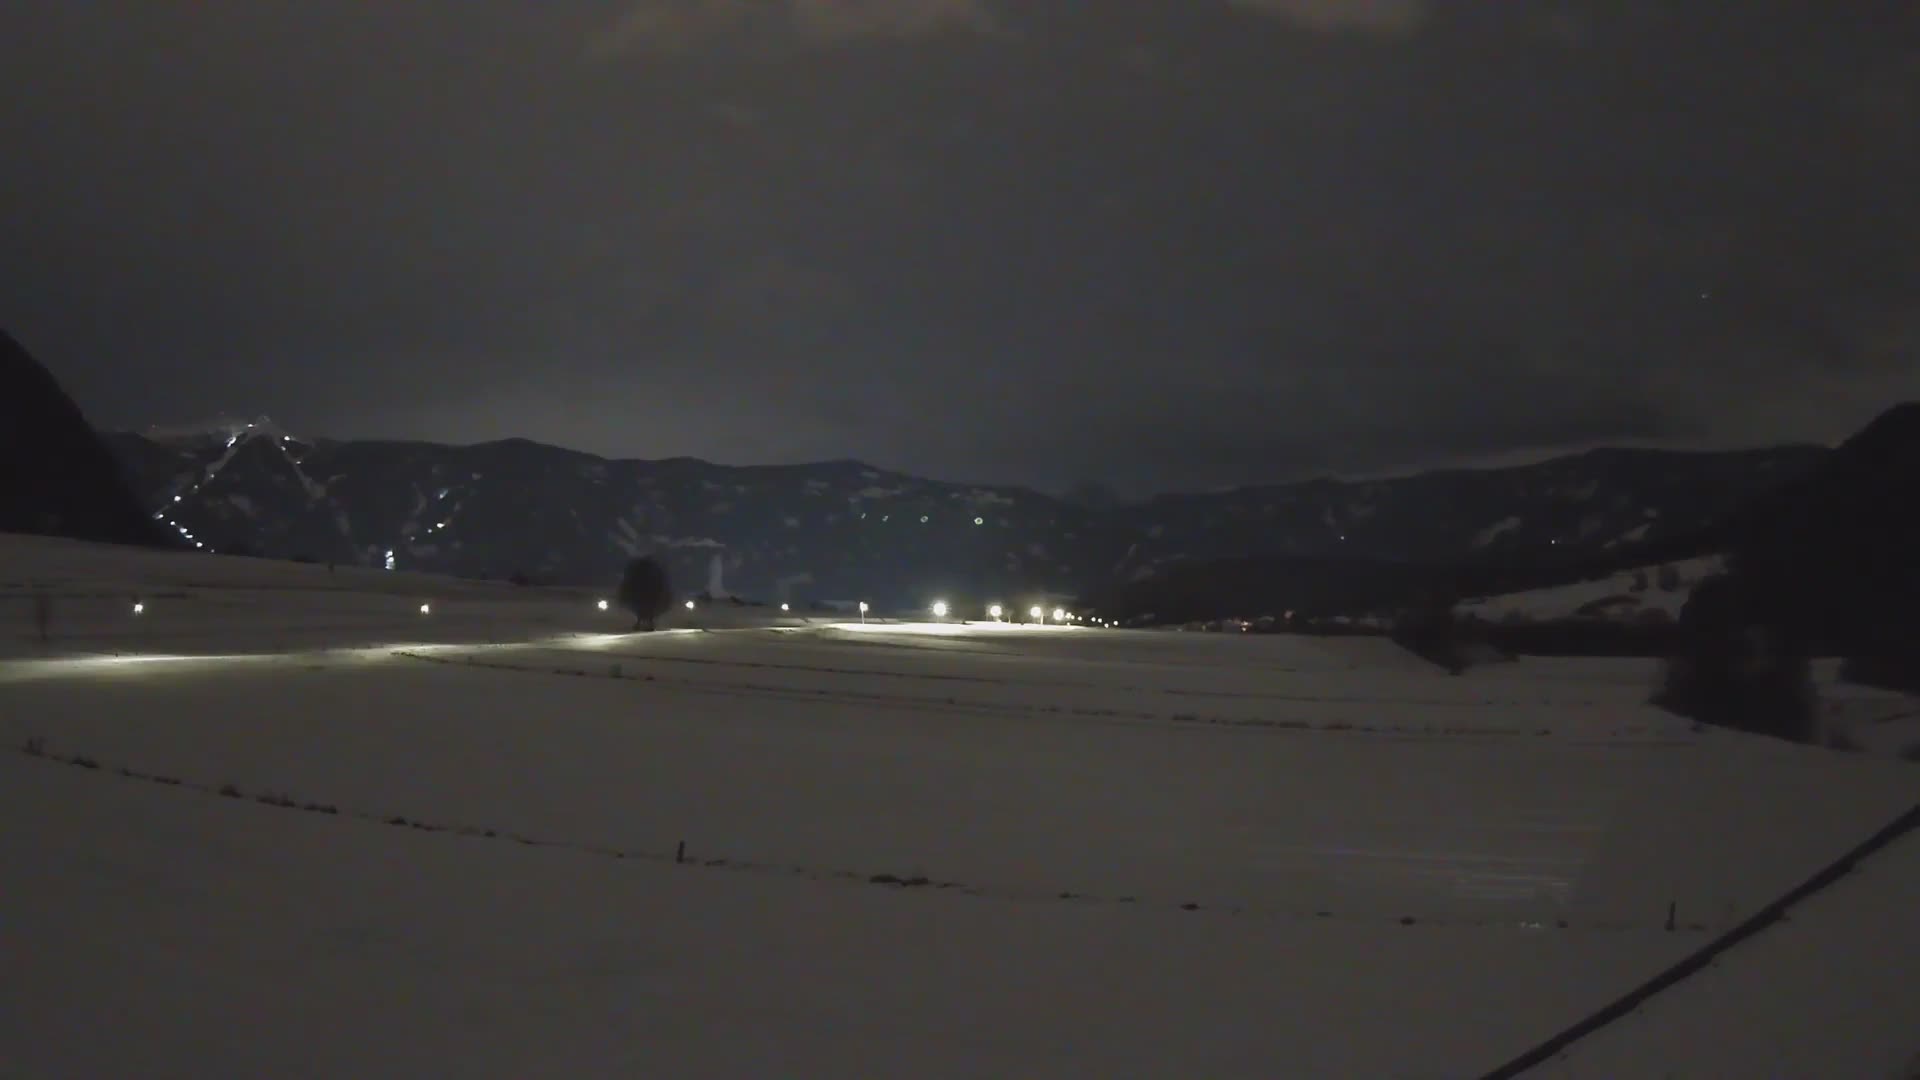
[3,2,1916,495]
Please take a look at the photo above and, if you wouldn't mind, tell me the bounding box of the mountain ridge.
[102,419,1833,611]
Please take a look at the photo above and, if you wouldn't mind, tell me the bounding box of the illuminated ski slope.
[1,533,1914,1076]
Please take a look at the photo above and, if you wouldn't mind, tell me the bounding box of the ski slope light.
[419,603,432,615]
[1052,608,1067,623]
[597,599,610,611]
[931,600,949,618]
[1030,605,1045,622]
[988,604,1004,619]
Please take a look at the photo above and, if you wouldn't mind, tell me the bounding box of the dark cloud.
[2,1,1916,495]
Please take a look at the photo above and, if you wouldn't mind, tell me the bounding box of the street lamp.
[931,600,949,619]
[1030,605,1045,623]
[988,604,1003,620]
[1052,607,1067,623]
[419,603,432,615]
[597,599,610,611]
[858,600,869,624]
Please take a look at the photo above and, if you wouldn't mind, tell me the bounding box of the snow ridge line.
[396,649,1689,746]
[10,736,1706,935]
[582,646,1632,710]
[1477,800,1920,1079]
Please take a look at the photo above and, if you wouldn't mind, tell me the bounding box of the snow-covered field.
[3,533,1915,1077]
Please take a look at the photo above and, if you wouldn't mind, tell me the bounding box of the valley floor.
[1,534,1915,1077]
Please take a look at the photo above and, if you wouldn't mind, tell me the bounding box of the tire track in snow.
[11,736,1709,936]
[395,647,1695,747]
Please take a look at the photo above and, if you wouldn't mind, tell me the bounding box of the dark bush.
[1391,591,1477,674]
[618,556,673,631]
[1653,573,1816,743]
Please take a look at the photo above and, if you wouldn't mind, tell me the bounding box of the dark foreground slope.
[1718,402,1920,656]
[0,330,171,548]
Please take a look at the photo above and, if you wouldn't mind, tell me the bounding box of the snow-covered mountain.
[1456,556,1726,626]
[102,424,1824,608]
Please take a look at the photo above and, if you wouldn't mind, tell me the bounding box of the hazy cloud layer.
[2,1,1916,494]
[1226,0,1425,33]
[588,0,996,57]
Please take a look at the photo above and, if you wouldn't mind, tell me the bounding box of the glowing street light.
[931,600,949,619]
[1030,605,1045,623]
[131,602,144,616]
[780,602,791,612]
[1052,607,1067,623]
[419,603,432,615]
[858,600,870,624]
[988,604,1003,620]
[685,599,696,610]
[597,599,610,611]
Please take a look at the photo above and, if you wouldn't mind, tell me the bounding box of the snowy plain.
[2,533,1915,1078]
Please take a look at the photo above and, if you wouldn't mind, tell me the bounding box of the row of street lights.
[122,594,1085,626]
[948,601,1075,624]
